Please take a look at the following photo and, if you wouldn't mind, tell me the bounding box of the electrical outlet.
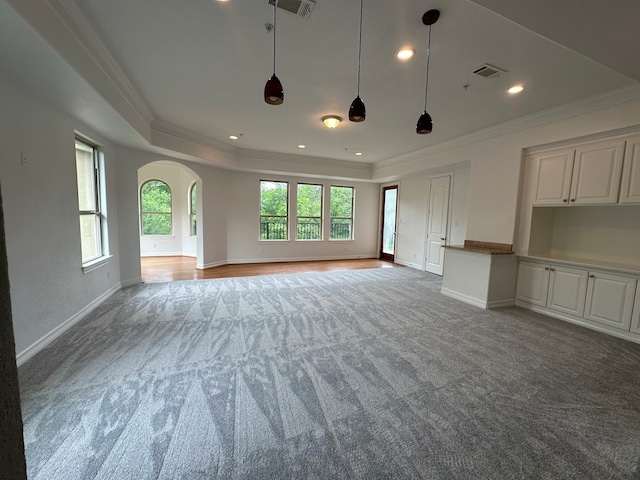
[152,243,157,248]
[20,153,27,167]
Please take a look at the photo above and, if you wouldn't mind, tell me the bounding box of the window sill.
[82,255,112,274]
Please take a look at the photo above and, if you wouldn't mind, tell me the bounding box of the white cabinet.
[584,271,636,330]
[531,139,625,206]
[620,134,640,204]
[547,266,588,317]
[516,261,587,316]
[516,259,639,338]
[532,150,575,205]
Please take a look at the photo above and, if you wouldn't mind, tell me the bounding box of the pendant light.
[349,0,366,122]
[416,9,439,134]
[264,1,283,105]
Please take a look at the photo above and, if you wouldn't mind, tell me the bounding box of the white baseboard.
[441,287,488,309]
[197,260,227,270]
[140,252,184,257]
[226,254,377,265]
[121,277,143,288]
[486,298,516,308]
[16,283,122,366]
[395,260,422,270]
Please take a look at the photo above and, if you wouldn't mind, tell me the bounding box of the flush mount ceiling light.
[416,9,439,134]
[322,115,342,128]
[396,48,415,60]
[348,0,366,122]
[264,3,284,105]
[508,84,524,94]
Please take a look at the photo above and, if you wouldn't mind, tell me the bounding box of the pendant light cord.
[423,25,431,112]
[272,1,277,74]
[356,0,363,96]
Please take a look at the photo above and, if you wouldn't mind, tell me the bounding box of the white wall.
[138,162,197,257]
[395,163,470,270]
[225,171,379,263]
[0,78,121,358]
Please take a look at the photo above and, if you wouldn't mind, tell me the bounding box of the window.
[260,180,288,240]
[330,186,354,240]
[297,183,323,240]
[75,137,106,264]
[189,182,197,236]
[140,180,172,235]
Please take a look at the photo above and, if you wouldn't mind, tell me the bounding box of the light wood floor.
[141,256,401,283]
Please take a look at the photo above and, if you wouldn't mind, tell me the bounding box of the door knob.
[589,274,595,278]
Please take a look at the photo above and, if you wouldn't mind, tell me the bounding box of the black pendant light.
[417,9,439,134]
[264,1,283,105]
[349,0,366,122]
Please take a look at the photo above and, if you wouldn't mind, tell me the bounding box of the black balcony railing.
[260,219,352,240]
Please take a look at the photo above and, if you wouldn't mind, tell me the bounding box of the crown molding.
[151,120,237,156]
[374,84,640,176]
[48,0,154,124]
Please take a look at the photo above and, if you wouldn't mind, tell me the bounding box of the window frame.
[296,183,323,241]
[140,179,173,236]
[260,180,289,241]
[329,185,355,241]
[75,136,108,268]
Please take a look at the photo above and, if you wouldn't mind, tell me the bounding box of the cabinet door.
[532,150,575,205]
[569,140,625,205]
[620,134,640,204]
[547,266,588,316]
[584,272,636,330]
[630,282,640,334]
[516,261,550,306]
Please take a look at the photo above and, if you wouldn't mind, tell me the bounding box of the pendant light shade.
[349,0,366,122]
[349,96,366,122]
[416,9,439,134]
[264,74,284,105]
[264,1,283,105]
[416,111,433,134]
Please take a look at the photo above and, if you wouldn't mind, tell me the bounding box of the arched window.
[140,180,172,235]
[189,182,197,236]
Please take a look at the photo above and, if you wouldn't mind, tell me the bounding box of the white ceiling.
[2,0,638,167]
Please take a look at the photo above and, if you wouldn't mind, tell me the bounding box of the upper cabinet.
[620,134,640,204]
[531,139,625,206]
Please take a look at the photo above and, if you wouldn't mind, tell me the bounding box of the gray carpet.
[18,267,640,479]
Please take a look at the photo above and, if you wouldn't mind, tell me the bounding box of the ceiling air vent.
[268,0,316,19]
[472,64,508,79]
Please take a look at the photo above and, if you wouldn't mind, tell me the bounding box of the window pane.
[191,184,197,214]
[79,213,99,262]
[142,213,172,235]
[75,142,96,211]
[260,181,288,216]
[330,186,354,240]
[297,183,322,240]
[141,180,171,213]
[260,181,288,240]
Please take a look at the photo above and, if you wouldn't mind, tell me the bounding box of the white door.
[424,175,450,275]
[584,272,636,330]
[547,266,588,317]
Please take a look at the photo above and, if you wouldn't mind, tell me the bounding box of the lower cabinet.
[516,259,639,340]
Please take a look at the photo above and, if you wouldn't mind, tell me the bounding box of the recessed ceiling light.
[355,152,363,156]
[298,144,306,149]
[396,48,415,60]
[508,84,524,94]
[229,135,239,140]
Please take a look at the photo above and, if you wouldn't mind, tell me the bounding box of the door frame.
[380,184,399,262]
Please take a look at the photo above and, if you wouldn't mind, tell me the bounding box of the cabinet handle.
[549,268,555,271]
[440,237,446,241]
[589,274,595,278]
[544,267,549,270]
[570,198,576,202]
[562,199,568,203]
